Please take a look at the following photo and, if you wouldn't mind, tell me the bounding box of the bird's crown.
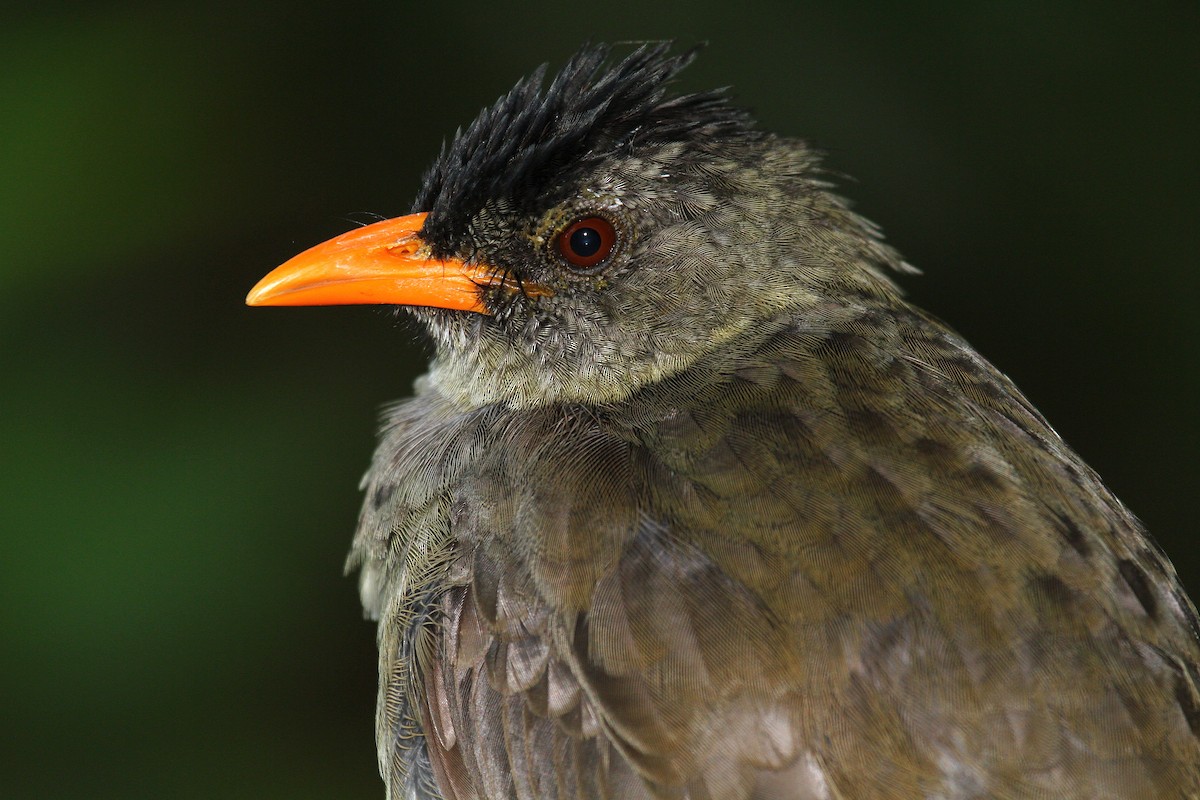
[414,42,757,255]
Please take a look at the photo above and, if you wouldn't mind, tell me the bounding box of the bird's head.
[248,44,906,409]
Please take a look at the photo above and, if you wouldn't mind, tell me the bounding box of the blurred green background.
[3,2,1197,797]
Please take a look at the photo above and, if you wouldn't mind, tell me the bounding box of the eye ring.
[557,216,617,270]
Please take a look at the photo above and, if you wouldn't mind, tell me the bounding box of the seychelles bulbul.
[247,44,1200,799]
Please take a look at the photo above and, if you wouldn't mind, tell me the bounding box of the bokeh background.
[3,2,1197,797]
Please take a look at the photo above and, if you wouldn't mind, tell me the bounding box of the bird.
[247,43,1200,799]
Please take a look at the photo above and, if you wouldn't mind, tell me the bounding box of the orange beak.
[246,212,548,313]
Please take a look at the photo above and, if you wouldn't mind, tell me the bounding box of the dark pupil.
[569,226,602,257]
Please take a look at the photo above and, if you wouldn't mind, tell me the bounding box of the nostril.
[388,238,420,257]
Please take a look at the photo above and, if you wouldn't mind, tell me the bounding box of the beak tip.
[245,282,273,307]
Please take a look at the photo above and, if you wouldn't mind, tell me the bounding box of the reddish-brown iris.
[557,217,616,269]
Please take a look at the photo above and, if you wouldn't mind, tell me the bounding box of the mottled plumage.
[254,43,1200,799]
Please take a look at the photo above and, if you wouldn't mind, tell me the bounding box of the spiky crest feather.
[413,43,757,256]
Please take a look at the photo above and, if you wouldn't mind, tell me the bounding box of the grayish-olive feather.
[346,44,1200,799]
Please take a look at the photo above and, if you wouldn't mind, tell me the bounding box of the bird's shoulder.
[357,306,1200,798]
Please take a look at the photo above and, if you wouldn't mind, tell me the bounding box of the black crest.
[413,43,757,255]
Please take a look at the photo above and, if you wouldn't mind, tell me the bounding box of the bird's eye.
[557,217,616,270]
